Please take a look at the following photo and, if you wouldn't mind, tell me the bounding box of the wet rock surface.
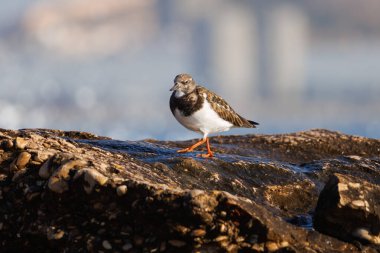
[0,128,379,252]
[314,173,380,247]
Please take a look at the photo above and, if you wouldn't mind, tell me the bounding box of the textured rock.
[0,128,379,252]
[314,173,380,246]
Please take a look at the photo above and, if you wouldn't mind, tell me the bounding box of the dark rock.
[0,128,379,252]
[314,173,380,246]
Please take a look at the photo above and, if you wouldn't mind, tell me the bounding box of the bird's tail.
[248,120,259,127]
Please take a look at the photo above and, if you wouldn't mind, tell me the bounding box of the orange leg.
[177,138,207,153]
[197,138,214,158]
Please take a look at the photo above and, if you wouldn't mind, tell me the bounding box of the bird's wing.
[196,86,256,128]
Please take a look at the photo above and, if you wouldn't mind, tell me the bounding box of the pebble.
[214,235,229,242]
[47,228,65,240]
[48,177,69,194]
[353,228,380,244]
[280,241,289,247]
[337,183,348,191]
[116,185,128,196]
[265,241,279,252]
[76,168,108,194]
[33,150,54,163]
[191,229,206,237]
[102,240,112,250]
[4,139,13,150]
[16,152,31,170]
[235,236,245,243]
[122,243,133,251]
[348,182,361,189]
[48,159,87,193]
[175,225,190,235]
[226,244,238,252]
[168,240,186,247]
[219,223,227,233]
[15,137,28,150]
[351,200,366,207]
[39,157,53,179]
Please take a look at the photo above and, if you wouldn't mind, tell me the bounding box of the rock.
[314,173,380,245]
[116,185,128,196]
[16,152,31,170]
[14,137,28,150]
[47,227,65,240]
[33,150,54,163]
[74,168,108,194]
[102,240,112,250]
[168,240,186,247]
[48,159,87,193]
[122,243,133,251]
[39,157,54,179]
[191,228,206,237]
[3,139,13,150]
[0,128,380,252]
[9,151,32,172]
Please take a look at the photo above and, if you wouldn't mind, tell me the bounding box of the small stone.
[347,155,361,161]
[4,140,13,150]
[48,159,87,193]
[351,200,366,207]
[15,137,29,150]
[16,152,31,170]
[122,243,133,251]
[102,240,112,250]
[265,241,279,252]
[47,227,65,240]
[133,235,144,246]
[214,235,229,242]
[75,168,108,194]
[219,223,227,233]
[174,225,190,235]
[168,240,186,247]
[33,150,54,163]
[235,236,245,243]
[48,177,69,194]
[191,229,206,237]
[116,185,128,196]
[251,243,264,251]
[280,241,289,248]
[337,183,348,191]
[39,157,53,179]
[348,182,361,189]
[226,244,238,252]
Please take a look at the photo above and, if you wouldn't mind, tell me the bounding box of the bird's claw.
[196,152,214,158]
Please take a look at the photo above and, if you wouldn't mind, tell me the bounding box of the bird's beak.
[170,82,180,91]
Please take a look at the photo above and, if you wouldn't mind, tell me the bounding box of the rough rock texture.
[0,128,379,252]
[314,173,380,246]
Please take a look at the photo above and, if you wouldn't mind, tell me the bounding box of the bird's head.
[170,73,196,97]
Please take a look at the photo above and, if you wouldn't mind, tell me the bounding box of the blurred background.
[0,0,379,140]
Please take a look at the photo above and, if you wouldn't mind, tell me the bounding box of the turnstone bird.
[170,73,259,158]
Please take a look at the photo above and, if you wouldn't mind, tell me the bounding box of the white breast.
[174,100,233,136]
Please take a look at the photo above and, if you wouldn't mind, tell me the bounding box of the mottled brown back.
[196,86,258,128]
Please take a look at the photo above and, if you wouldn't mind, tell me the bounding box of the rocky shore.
[0,128,379,252]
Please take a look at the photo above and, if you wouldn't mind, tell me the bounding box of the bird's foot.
[177,148,194,153]
[197,152,214,158]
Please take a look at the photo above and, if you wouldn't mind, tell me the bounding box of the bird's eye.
[184,80,189,84]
